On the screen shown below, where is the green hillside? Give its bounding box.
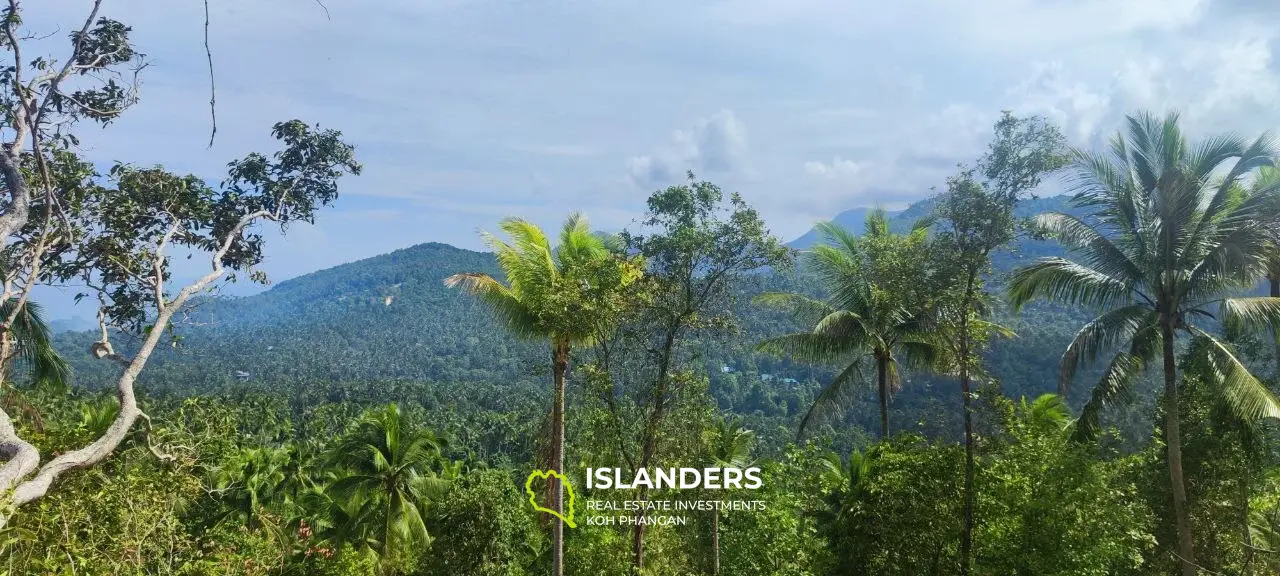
[55,194,1135,446]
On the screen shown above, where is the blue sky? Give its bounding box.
[29,0,1280,319]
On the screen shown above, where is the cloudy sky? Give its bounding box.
[28,0,1280,314]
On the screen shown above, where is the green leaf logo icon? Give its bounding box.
[524,469,577,528]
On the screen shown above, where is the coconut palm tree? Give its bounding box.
[1252,166,1280,381]
[756,212,939,439]
[1008,111,1280,576]
[445,213,642,576]
[324,403,446,571]
[702,417,754,576]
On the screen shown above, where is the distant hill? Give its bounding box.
[787,207,900,249]
[788,195,1087,273]
[55,242,547,392]
[52,193,1138,442]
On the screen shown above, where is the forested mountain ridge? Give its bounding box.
[54,242,546,391]
[52,194,1116,443]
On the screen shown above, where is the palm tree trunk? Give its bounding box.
[876,352,889,439]
[1161,319,1197,576]
[1270,276,1279,384]
[712,508,720,576]
[552,344,570,576]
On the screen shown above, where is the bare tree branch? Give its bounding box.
[204,0,216,149]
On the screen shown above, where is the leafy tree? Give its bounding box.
[446,213,642,576]
[421,467,541,576]
[757,211,939,439]
[0,0,150,512]
[933,111,1068,574]
[814,436,964,575]
[616,173,791,569]
[976,393,1157,575]
[0,119,360,527]
[1009,110,1280,575]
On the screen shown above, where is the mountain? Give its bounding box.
[787,207,899,248]
[55,242,547,393]
[49,315,96,333]
[52,194,1131,444]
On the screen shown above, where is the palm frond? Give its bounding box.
[1072,351,1146,442]
[0,299,71,394]
[1025,393,1070,429]
[753,292,836,325]
[798,359,866,439]
[1008,257,1132,310]
[755,332,862,365]
[1187,328,1280,423]
[1059,305,1153,393]
[1031,212,1142,282]
[1072,325,1161,442]
[1222,297,1280,338]
[443,273,543,339]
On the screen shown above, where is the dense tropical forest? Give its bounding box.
[3,3,1280,576]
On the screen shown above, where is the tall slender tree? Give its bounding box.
[618,175,789,569]
[446,214,642,576]
[1009,111,1280,576]
[932,111,1068,575]
[702,417,754,576]
[1251,166,1280,381]
[756,211,939,439]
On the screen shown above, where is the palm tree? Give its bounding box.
[702,417,754,576]
[325,403,446,570]
[756,212,938,439]
[1252,166,1280,381]
[0,298,71,432]
[446,213,641,576]
[811,447,876,573]
[1009,111,1280,576]
[208,445,292,530]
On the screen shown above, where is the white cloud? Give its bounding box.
[804,156,866,178]
[1007,61,1111,142]
[25,0,1280,318]
[627,109,749,187]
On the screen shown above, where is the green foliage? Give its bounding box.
[977,394,1157,576]
[420,468,541,576]
[323,404,446,567]
[49,120,361,331]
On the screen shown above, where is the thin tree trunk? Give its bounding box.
[551,344,569,576]
[959,328,975,576]
[1242,469,1254,576]
[633,328,678,570]
[712,508,720,576]
[956,268,979,576]
[1161,319,1197,576]
[877,352,889,439]
[1270,277,1279,384]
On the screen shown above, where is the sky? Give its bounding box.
[27,0,1280,319]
